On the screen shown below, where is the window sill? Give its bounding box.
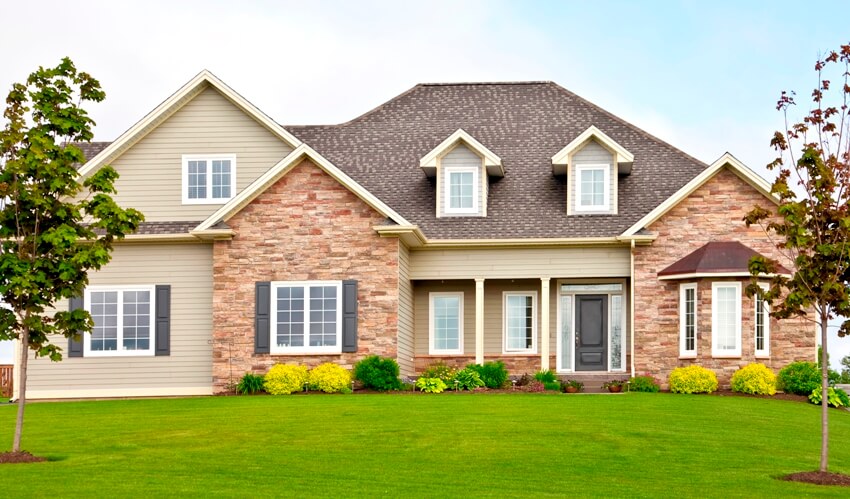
[711,355,742,359]
[270,351,343,356]
[678,355,697,360]
[754,355,770,359]
[426,352,466,356]
[501,352,538,356]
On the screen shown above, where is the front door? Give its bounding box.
[575,294,607,371]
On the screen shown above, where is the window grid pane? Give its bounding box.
[211,160,231,199]
[755,294,765,351]
[276,287,305,347]
[685,288,696,351]
[121,290,150,351]
[579,168,606,207]
[187,160,207,199]
[90,291,118,351]
[506,295,533,351]
[716,287,738,351]
[449,172,474,209]
[308,286,337,347]
[434,296,460,351]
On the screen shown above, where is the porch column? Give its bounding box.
[540,277,551,371]
[475,278,485,364]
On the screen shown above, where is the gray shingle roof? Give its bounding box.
[74,141,111,162]
[286,82,708,239]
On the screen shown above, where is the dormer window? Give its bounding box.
[575,164,610,212]
[420,129,503,218]
[445,166,479,214]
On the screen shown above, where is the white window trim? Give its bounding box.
[429,292,464,355]
[574,163,611,212]
[679,283,698,358]
[754,282,770,358]
[502,291,538,354]
[83,285,156,358]
[181,154,237,205]
[711,281,742,357]
[443,166,480,215]
[270,280,343,355]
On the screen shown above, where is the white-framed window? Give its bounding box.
[84,285,155,357]
[503,292,537,353]
[754,282,770,357]
[575,164,610,212]
[182,154,236,204]
[679,283,697,357]
[711,282,742,357]
[272,281,342,355]
[429,292,464,354]
[443,167,479,214]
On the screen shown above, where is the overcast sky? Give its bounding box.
[1,0,849,367]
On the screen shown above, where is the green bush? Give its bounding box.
[264,364,308,395]
[415,377,447,393]
[534,369,558,383]
[453,368,485,391]
[467,361,509,389]
[543,381,561,391]
[422,362,458,386]
[308,363,352,393]
[730,363,776,396]
[669,366,718,394]
[354,355,401,391]
[777,361,820,395]
[809,387,849,408]
[236,373,265,395]
[628,375,660,393]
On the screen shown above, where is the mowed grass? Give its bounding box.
[0,393,849,497]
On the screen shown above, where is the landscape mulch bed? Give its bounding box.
[783,471,850,487]
[0,451,47,464]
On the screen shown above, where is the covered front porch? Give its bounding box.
[410,277,631,376]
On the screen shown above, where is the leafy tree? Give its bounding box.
[0,58,142,454]
[841,355,850,384]
[745,44,850,473]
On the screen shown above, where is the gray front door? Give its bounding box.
[576,295,607,371]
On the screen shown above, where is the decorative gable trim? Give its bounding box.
[193,144,411,233]
[621,152,778,237]
[419,128,504,178]
[552,125,634,176]
[77,70,302,178]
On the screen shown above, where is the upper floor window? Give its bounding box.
[182,154,236,204]
[444,166,479,214]
[575,164,610,212]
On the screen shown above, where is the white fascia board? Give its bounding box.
[551,125,634,174]
[77,69,302,178]
[419,128,504,177]
[621,152,778,237]
[194,144,411,231]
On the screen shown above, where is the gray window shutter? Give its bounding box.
[255,282,271,354]
[155,285,171,356]
[68,296,84,357]
[342,280,358,353]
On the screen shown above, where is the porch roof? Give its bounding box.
[657,241,790,280]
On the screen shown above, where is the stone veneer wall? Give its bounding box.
[211,159,400,392]
[633,168,814,387]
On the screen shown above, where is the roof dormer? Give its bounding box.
[420,129,503,218]
[551,125,633,176]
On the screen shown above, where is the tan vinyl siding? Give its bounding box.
[104,86,293,222]
[414,281,475,355]
[569,139,617,215]
[26,242,214,398]
[397,242,415,375]
[409,246,630,280]
[437,144,485,217]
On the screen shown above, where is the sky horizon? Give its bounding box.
[1,0,849,367]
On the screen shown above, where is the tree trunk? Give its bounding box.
[819,311,829,472]
[12,330,28,452]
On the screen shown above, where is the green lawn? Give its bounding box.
[0,393,849,497]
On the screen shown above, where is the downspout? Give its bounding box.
[630,239,636,378]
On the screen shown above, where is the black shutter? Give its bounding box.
[255,282,271,354]
[68,295,84,358]
[155,285,171,356]
[341,280,358,353]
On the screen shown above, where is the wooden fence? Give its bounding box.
[0,365,12,398]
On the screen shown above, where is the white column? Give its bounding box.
[540,277,551,371]
[475,278,485,364]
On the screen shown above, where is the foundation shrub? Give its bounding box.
[524,380,545,393]
[264,364,308,395]
[422,362,458,386]
[628,375,660,393]
[543,381,561,391]
[415,377,447,394]
[777,361,820,395]
[354,355,402,391]
[467,361,509,389]
[236,373,265,395]
[534,369,558,384]
[669,366,718,394]
[453,368,485,391]
[730,363,776,396]
[809,387,849,408]
[308,363,352,393]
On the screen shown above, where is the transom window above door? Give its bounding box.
[182,154,236,204]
